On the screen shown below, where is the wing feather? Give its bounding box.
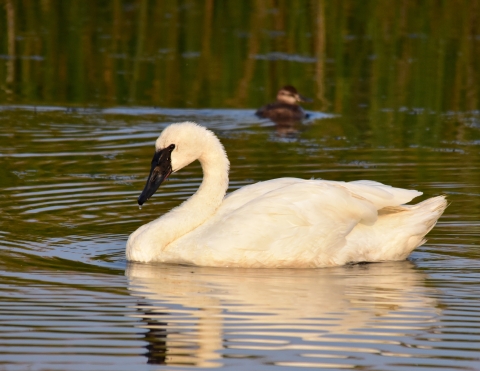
[175,178,424,267]
[198,181,378,256]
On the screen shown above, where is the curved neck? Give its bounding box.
[177,143,230,224]
[127,136,229,262]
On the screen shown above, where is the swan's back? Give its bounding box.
[159,178,446,268]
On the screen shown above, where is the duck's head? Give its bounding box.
[137,122,223,205]
[276,85,312,105]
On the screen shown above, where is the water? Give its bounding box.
[0,107,479,370]
[2,1,480,370]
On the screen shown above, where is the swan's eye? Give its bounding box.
[168,144,175,151]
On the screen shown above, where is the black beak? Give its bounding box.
[138,144,175,206]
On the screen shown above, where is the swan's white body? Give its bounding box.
[126,122,447,268]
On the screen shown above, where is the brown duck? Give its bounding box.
[256,85,312,122]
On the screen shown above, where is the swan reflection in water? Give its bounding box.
[126,261,440,368]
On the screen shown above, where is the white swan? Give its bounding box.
[126,122,447,268]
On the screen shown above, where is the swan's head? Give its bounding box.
[138,122,225,205]
[276,85,312,105]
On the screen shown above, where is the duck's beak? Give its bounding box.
[138,146,174,205]
[296,93,313,103]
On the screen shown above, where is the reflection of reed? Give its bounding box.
[452,1,479,112]
[189,0,213,106]
[4,0,16,98]
[231,0,265,107]
[103,0,121,103]
[312,0,329,111]
[126,261,439,367]
[154,0,181,107]
[0,1,479,114]
[130,0,148,103]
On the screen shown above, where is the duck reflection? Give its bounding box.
[126,261,439,367]
[273,120,307,139]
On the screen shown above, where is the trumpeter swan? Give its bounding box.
[126,122,447,268]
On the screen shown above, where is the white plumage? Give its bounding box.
[126,122,447,268]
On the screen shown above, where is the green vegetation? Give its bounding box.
[1,0,479,113]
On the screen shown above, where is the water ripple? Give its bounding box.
[0,108,479,370]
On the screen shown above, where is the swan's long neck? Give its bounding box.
[175,139,230,228]
[127,134,229,262]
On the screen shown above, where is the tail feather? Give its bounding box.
[408,195,447,232]
[342,195,447,264]
[406,195,447,251]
